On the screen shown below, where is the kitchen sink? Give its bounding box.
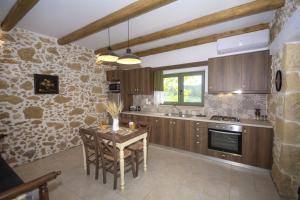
[163,113,193,118]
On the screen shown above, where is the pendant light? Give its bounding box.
[97,28,119,62]
[117,20,141,65]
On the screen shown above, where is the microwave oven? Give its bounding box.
[109,83,120,92]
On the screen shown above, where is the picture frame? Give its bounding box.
[34,74,59,94]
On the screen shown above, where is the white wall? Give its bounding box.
[141,41,269,68]
[141,42,218,67]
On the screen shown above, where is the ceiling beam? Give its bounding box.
[57,0,175,45]
[95,0,284,54]
[135,23,269,57]
[1,0,39,31]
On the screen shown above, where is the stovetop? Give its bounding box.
[210,115,240,122]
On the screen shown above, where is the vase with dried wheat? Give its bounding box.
[104,101,123,132]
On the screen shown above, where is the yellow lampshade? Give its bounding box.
[117,48,141,65]
[97,47,119,62]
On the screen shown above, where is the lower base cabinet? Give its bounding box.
[242,126,273,169]
[120,114,273,169]
[185,121,208,154]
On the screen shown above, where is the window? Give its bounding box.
[163,71,205,106]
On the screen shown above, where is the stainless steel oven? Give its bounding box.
[208,123,242,155]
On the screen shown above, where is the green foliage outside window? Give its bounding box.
[163,71,205,106]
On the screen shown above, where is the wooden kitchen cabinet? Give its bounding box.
[171,119,185,150]
[123,68,153,95]
[120,113,132,122]
[225,55,242,92]
[208,56,226,93]
[241,51,270,93]
[149,117,185,149]
[149,117,162,144]
[106,70,121,81]
[242,126,273,169]
[208,50,270,94]
[159,118,171,146]
[186,121,208,154]
[139,68,153,94]
[125,114,273,169]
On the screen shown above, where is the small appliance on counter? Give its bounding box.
[129,105,141,111]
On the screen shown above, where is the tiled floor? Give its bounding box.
[14,145,280,200]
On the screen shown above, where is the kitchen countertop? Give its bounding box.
[122,111,273,129]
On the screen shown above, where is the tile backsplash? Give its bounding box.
[133,93,267,119]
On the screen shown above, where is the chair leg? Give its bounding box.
[102,162,107,184]
[113,172,117,190]
[130,154,136,178]
[86,162,90,175]
[135,151,139,177]
[113,162,118,190]
[95,158,99,180]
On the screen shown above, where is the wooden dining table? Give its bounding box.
[81,126,148,190]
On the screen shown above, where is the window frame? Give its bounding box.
[163,71,205,106]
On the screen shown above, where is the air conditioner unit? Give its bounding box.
[217,29,269,54]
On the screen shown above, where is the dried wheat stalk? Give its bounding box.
[104,101,124,118]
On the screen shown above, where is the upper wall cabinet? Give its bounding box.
[208,50,270,94]
[106,70,121,81]
[123,67,154,95]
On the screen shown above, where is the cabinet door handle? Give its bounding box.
[196,128,199,131]
[196,135,200,137]
[244,129,247,133]
[196,141,200,144]
[169,121,172,124]
[221,154,226,158]
[173,122,176,124]
[196,122,200,125]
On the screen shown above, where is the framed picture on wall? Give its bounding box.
[34,74,59,94]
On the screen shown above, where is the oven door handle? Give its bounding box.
[210,130,241,136]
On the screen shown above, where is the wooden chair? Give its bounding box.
[0,170,61,200]
[96,133,136,190]
[127,121,151,177]
[79,128,101,180]
[119,118,129,127]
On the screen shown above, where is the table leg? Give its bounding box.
[119,146,125,190]
[82,145,87,171]
[143,135,147,171]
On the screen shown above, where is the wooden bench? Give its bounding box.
[0,136,61,200]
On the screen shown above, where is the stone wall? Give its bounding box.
[268,0,300,199]
[133,93,267,119]
[270,42,300,200]
[270,0,298,42]
[0,28,112,167]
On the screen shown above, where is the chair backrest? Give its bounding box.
[137,121,151,142]
[119,118,129,127]
[79,128,97,151]
[96,133,118,162]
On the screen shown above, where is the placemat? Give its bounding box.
[97,126,137,136]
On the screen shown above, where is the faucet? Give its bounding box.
[173,105,182,116]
